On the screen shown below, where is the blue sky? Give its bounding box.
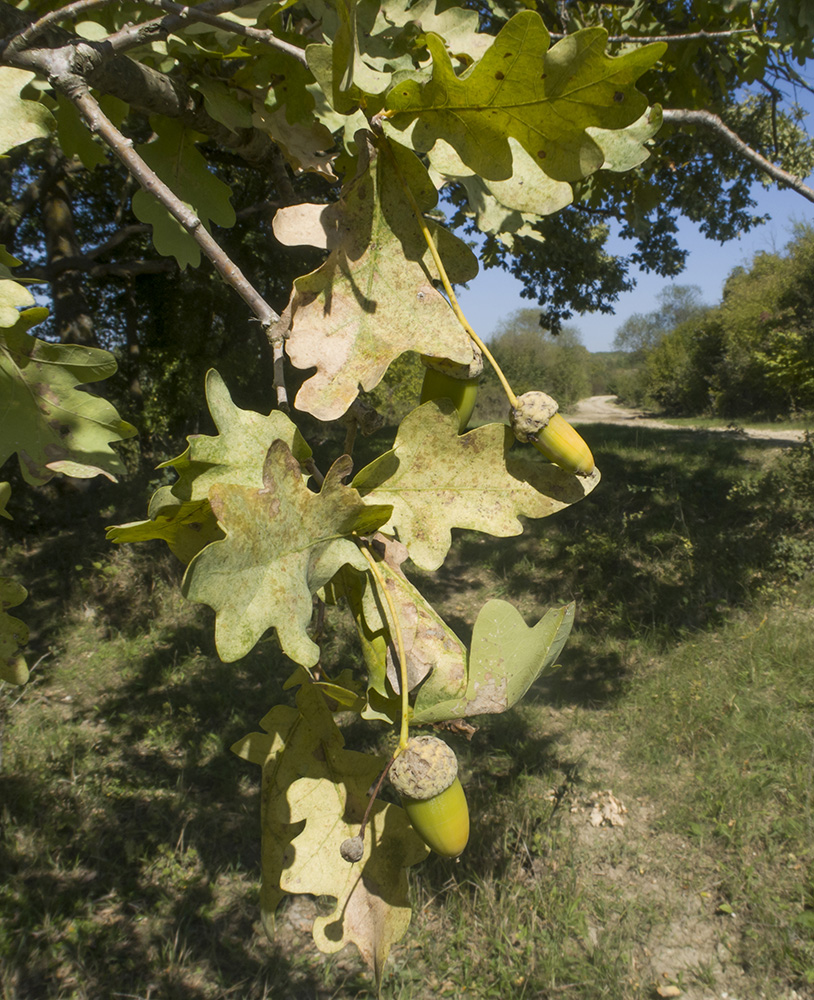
[456,97,814,354]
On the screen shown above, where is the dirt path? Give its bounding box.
[562,394,806,445]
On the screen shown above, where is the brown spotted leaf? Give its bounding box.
[276,133,477,421]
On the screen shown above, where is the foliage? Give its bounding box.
[642,226,814,417]
[0,0,813,987]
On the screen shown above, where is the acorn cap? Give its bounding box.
[420,347,484,380]
[390,735,458,801]
[509,390,558,442]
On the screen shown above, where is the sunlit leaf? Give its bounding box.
[0,67,54,155]
[412,600,573,722]
[352,399,600,571]
[385,13,665,182]
[183,444,392,664]
[276,133,477,421]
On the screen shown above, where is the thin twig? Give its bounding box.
[358,755,396,841]
[101,0,309,65]
[2,0,120,54]
[548,27,754,44]
[662,107,814,205]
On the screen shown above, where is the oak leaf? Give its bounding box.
[276,133,476,421]
[183,443,392,664]
[351,400,600,571]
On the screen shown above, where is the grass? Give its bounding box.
[657,414,813,432]
[2,423,814,998]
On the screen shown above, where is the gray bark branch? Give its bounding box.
[662,108,814,205]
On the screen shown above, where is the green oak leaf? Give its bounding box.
[305,0,393,113]
[0,575,29,685]
[426,135,571,239]
[231,682,427,979]
[412,600,573,723]
[183,443,392,664]
[588,106,663,172]
[276,133,477,421]
[56,93,108,170]
[106,495,224,565]
[0,68,55,155]
[385,12,665,182]
[132,116,236,268]
[351,399,600,571]
[162,368,313,502]
[0,308,136,486]
[190,77,253,132]
[0,278,35,327]
[376,0,491,62]
[0,246,22,281]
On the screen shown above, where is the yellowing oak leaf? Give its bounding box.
[0,575,29,685]
[161,369,313,501]
[107,494,223,565]
[285,773,427,980]
[183,443,392,664]
[337,543,467,713]
[277,133,477,421]
[231,681,428,979]
[385,12,665,183]
[0,308,136,486]
[107,370,311,565]
[352,400,600,571]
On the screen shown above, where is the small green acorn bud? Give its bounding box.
[390,735,469,858]
[510,391,594,477]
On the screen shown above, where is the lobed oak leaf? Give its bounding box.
[284,772,427,982]
[163,369,312,502]
[132,116,236,268]
[0,309,136,486]
[106,495,223,565]
[278,133,477,421]
[351,399,600,571]
[231,680,428,977]
[183,443,392,664]
[412,600,573,723]
[385,12,665,184]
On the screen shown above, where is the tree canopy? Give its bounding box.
[2,0,814,983]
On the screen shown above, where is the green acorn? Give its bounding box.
[390,735,469,858]
[510,390,594,477]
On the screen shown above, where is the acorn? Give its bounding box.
[420,350,483,433]
[509,390,594,477]
[390,735,469,857]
